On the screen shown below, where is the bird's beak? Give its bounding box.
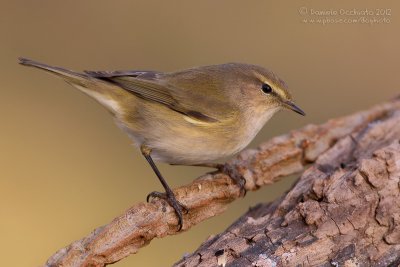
[283,100,306,116]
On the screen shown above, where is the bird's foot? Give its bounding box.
[217,163,247,197]
[146,190,188,231]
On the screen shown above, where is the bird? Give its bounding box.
[19,58,305,230]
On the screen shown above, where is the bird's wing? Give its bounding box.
[85,71,233,123]
[84,69,159,78]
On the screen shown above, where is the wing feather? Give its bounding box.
[85,70,237,123]
[86,70,221,123]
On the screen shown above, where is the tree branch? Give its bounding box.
[45,97,400,267]
[174,99,400,266]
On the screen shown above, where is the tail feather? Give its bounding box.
[18,57,88,82]
[18,58,130,115]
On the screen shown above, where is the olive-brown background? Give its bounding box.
[1,1,398,266]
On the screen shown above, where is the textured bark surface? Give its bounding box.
[175,102,400,267]
[45,97,400,267]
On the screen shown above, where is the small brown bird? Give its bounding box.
[19,58,305,230]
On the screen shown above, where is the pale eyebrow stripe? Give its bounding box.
[253,71,286,98]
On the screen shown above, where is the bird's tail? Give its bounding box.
[19,58,129,115]
[19,57,89,82]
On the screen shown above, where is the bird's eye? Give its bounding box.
[261,83,273,94]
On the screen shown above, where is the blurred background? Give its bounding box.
[1,1,399,266]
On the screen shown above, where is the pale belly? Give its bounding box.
[116,117,248,165]
[149,135,244,164]
[115,105,279,165]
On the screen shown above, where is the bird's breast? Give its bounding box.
[116,103,279,165]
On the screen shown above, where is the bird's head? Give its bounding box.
[225,63,305,117]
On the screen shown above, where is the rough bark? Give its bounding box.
[45,97,400,267]
[175,100,400,267]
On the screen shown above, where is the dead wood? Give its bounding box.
[175,98,400,267]
[46,97,400,267]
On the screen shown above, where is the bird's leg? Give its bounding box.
[189,163,247,197]
[140,145,188,231]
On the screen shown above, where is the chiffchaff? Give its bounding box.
[19,58,305,230]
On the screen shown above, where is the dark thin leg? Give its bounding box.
[141,145,187,231]
[178,162,247,197]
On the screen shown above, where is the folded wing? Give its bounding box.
[85,69,236,124]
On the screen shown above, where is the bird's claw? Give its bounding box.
[146,191,188,231]
[218,164,247,197]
